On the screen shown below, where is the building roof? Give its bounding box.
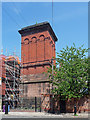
[18,22,58,42]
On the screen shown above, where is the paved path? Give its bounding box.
[0,112,89,119]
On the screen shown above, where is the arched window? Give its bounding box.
[24,38,29,45]
[31,36,37,43]
[39,34,45,41]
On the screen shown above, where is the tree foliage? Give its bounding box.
[48,43,88,100]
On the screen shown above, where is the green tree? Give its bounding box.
[48,43,88,100]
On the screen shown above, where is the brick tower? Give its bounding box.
[19,22,57,110]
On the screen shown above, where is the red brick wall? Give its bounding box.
[22,73,51,98]
[0,86,1,95]
[0,58,6,78]
[41,95,90,113]
[20,24,56,108]
[0,82,6,96]
[66,96,90,113]
[0,56,6,96]
[21,31,55,75]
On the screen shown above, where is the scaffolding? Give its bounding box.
[1,54,23,109]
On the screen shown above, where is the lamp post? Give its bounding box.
[74,105,77,115]
[51,59,55,114]
[51,59,53,91]
[5,100,8,114]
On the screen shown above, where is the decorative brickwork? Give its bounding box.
[19,22,57,110]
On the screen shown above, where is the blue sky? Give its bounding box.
[2,2,88,59]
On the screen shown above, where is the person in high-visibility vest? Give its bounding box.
[11,95,13,100]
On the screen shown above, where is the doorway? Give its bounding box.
[60,99,66,113]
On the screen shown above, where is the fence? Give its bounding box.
[21,97,41,112]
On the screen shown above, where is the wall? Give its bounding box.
[21,30,55,75]
[66,96,90,113]
[41,95,90,113]
[20,26,56,102]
